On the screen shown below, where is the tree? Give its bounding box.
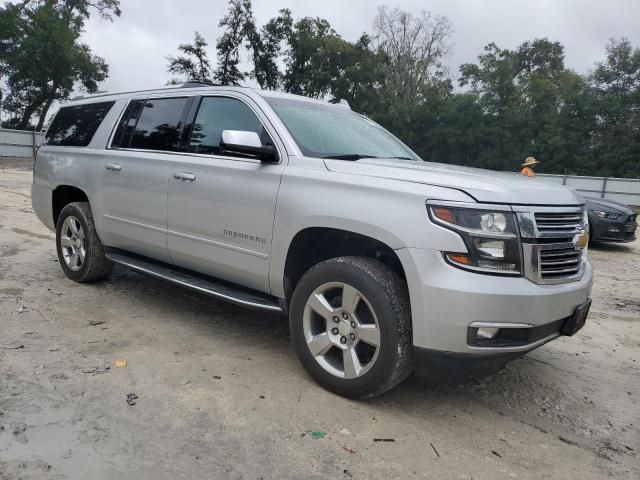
[161,1,640,178]
[373,6,453,105]
[280,16,332,95]
[245,9,357,98]
[191,1,385,105]
[0,2,22,113]
[329,34,388,114]
[215,0,252,85]
[0,0,119,129]
[56,0,121,21]
[245,8,292,90]
[457,39,593,173]
[588,38,640,177]
[167,31,212,83]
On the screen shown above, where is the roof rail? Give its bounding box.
[69,90,108,101]
[181,80,220,88]
[64,82,248,103]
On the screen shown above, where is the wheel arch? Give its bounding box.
[52,185,90,226]
[281,226,407,302]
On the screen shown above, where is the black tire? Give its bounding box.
[56,202,113,283]
[289,256,412,399]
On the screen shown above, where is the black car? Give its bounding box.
[585,197,638,243]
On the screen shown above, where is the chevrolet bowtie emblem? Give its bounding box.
[574,230,589,250]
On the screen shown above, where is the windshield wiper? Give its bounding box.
[388,156,415,160]
[322,154,378,160]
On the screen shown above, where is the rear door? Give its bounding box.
[98,96,192,263]
[166,94,286,292]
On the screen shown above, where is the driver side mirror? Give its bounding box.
[220,130,278,163]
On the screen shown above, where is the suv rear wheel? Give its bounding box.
[290,256,412,398]
[56,202,113,283]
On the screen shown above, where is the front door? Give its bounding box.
[166,95,286,293]
[98,96,191,263]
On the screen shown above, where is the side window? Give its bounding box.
[188,97,268,156]
[111,100,144,148]
[45,101,115,147]
[129,98,188,152]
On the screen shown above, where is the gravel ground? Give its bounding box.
[1,159,639,479]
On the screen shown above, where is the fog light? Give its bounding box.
[476,327,500,339]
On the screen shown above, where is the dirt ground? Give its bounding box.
[1,159,639,480]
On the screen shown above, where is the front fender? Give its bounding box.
[268,165,472,297]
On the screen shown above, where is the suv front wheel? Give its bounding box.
[290,256,412,398]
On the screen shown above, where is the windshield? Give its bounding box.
[264,97,420,160]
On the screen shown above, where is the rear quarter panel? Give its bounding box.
[32,99,127,234]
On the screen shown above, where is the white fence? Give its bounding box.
[0,128,45,158]
[534,173,640,207]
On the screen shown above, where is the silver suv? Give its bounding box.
[32,83,593,398]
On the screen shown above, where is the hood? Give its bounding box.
[324,158,584,206]
[584,197,634,214]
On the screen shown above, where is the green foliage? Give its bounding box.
[246,8,292,90]
[2,0,636,178]
[4,0,636,180]
[56,0,121,21]
[328,34,388,114]
[281,16,338,97]
[182,0,639,178]
[215,0,253,86]
[167,31,212,84]
[453,39,596,173]
[588,39,640,178]
[0,0,118,129]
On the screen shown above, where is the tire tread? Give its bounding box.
[56,202,112,283]
[290,256,413,399]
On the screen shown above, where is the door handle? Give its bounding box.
[173,172,196,182]
[105,163,122,171]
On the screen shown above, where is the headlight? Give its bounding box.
[592,210,621,220]
[428,203,522,275]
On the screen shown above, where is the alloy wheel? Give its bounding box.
[302,282,381,379]
[60,216,86,271]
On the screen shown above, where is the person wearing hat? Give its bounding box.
[520,156,539,177]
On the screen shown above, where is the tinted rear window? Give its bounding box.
[45,101,115,147]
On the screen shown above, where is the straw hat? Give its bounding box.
[521,156,539,167]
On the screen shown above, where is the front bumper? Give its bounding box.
[396,248,593,356]
[413,298,591,380]
[591,218,637,242]
[413,347,529,381]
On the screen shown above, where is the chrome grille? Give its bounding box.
[539,245,582,280]
[534,212,583,232]
[514,205,588,285]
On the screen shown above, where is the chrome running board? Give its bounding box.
[105,249,283,313]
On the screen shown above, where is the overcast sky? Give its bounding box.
[83,0,640,93]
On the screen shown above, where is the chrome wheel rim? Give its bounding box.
[60,216,86,271]
[303,282,381,379]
